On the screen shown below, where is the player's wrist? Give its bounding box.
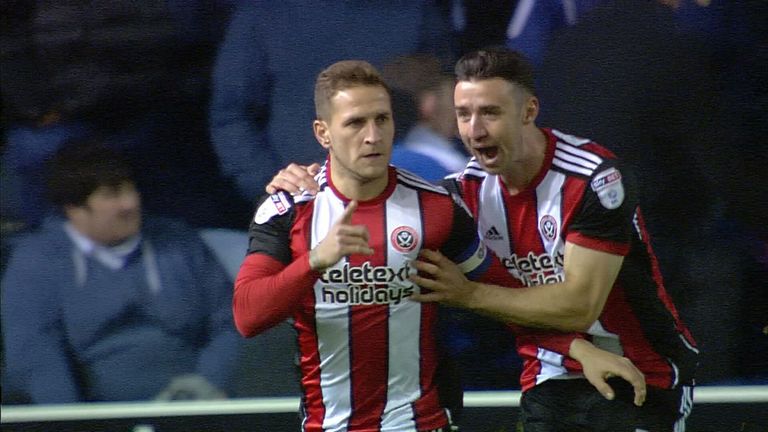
[465,281,485,310]
[568,338,595,361]
[308,249,327,271]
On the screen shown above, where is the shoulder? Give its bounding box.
[2,219,69,280]
[251,190,305,226]
[549,128,621,179]
[454,158,490,183]
[141,216,216,257]
[390,148,451,182]
[394,166,450,196]
[9,218,68,252]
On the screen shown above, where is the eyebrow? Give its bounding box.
[454,104,502,112]
[341,110,391,124]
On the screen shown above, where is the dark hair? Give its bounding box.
[46,140,134,207]
[455,47,537,96]
[314,60,391,120]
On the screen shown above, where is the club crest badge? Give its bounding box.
[539,215,558,241]
[391,226,419,253]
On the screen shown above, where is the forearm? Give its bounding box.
[233,253,320,337]
[468,281,595,331]
[469,248,591,330]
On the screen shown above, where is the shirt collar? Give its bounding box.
[64,222,142,270]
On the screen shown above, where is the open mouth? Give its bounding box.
[475,146,498,159]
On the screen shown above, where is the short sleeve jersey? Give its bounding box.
[447,128,698,391]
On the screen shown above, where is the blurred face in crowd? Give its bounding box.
[314,84,394,198]
[424,79,459,139]
[454,78,537,178]
[66,182,142,246]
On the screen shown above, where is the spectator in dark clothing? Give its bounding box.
[208,1,457,202]
[536,0,766,384]
[0,0,246,231]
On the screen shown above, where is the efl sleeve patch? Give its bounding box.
[254,192,293,224]
[590,167,625,210]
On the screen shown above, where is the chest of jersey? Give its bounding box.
[288,182,453,431]
[470,170,585,287]
[303,187,424,313]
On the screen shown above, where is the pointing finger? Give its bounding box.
[339,200,358,224]
[307,163,321,176]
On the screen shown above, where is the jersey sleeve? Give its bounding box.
[233,192,321,337]
[567,159,637,256]
[246,191,296,263]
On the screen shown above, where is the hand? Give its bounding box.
[408,249,478,308]
[266,163,321,195]
[309,200,373,271]
[569,339,646,406]
[155,374,227,401]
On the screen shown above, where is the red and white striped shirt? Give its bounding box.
[447,128,699,391]
[235,163,508,431]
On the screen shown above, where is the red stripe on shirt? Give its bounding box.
[413,192,455,429]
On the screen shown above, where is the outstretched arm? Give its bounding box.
[410,242,622,331]
[428,199,644,405]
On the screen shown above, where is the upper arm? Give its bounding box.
[562,159,636,322]
[246,192,296,264]
[1,240,80,402]
[562,241,624,323]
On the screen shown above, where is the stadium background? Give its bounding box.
[1,1,766,431]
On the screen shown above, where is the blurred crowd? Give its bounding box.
[1,0,766,404]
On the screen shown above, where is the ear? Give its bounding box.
[63,204,88,228]
[313,119,331,149]
[522,96,539,125]
[63,204,80,219]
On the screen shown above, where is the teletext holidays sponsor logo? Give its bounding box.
[320,262,414,305]
[502,251,565,286]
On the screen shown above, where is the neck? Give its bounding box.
[330,168,390,202]
[500,126,547,195]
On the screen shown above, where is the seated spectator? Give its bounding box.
[1,141,241,404]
